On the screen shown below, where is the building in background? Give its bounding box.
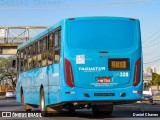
[143,66,160,90]
[144,67,152,83]
[151,66,157,73]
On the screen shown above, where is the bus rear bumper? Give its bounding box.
[61,85,142,103]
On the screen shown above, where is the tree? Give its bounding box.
[152,73,160,85]
[0,56,17,89]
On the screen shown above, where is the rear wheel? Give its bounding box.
[92,105,113,117]
[21,92,31,112]
[21,93,24,104]
[67,103,75,112]
[68,108,75,112]
[40,88,47,116]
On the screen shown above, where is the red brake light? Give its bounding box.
[64,58,74,87]
[130,18,136,20]
[69,18,75,20]
[133,58,141,86]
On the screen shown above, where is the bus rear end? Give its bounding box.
[61,17,142,114]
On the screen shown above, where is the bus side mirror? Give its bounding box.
[12,59,16,68]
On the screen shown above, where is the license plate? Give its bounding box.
[98,77,111,83]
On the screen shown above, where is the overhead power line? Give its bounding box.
[143,43,160,55]
[144,54,160,61]
[144,58,160,64]
[143,29,160,45]
[143,35,160,48]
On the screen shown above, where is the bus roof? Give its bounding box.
[17,16,138,50]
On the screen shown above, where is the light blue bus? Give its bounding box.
[15,17,143,116]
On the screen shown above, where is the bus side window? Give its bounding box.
[55,31,59,47]
[48,33,54,65]
[24,47,28,71]
[58,29,61,45]
[28,45,32,69]
[32,43,36,56]
[32,43,37,68]
[42,37,47,67]
[37,41,42,67]
[26,47,29,70]
[34,42,38,68]
[17,50,20,72]
[54,29,61,63]
[54,48,60,63]
[20,49,24,72]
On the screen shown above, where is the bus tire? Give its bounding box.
[40,88,47,116]
[21,92,24,104]
[68,108,75,112]
[92,105,113,117]
[21,92,31,112]
[24,105,32,112]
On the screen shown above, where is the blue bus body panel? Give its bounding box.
[16,21,63,105]
[16,17,143,106]
[61,17,142,102]
[16,64,61,105]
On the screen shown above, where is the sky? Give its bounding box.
[0,0,160,67]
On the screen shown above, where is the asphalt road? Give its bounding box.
[0,98,160,120]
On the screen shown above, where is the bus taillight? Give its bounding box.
[130,18,136,20]
[69,18,75,20]
[133,58,141,86]
[64,58,74,87]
